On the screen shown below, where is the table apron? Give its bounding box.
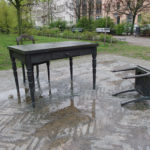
[30,48,94,64]
[12,52,25,63]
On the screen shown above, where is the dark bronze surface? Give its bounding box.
[8,41,98,107]
[113,65,150,106]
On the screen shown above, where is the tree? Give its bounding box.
[102,0,113,44]
[87,0,94,21]
[8,0,24,35]
[66,0,82,21]
[22,0,35,25]
[8,0,36,34]
[141,12,150,25]
[40,0,54,25]
[112,0,150,34]
[103,0,113,27]
[0,0,17,33]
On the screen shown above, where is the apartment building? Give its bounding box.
[32,0,76,26]
[79,0,149,25]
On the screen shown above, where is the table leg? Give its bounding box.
[10,52,21,103]
[46,61,51,95]
[22,63,26,85]
[92,50,97,90]
[26,65,35,108]
[69,57,73,91]
[36,65,39,81]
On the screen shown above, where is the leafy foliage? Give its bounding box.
[49,20,67,31]
[94,17,114,29]
[76,17,94,31]
[0,0,17,33]
[141,13,150,26]
[114,23,125,35]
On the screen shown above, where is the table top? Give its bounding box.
[8,41,98,55]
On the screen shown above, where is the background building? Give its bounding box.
[32,0,76,27]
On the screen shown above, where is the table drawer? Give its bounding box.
[51,49,92,60]
[31,48,93,64]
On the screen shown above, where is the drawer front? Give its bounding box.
[52,48,92,60]
[30,48,93,64]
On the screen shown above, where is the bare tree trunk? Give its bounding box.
[17,7,22,35]
[104,14,108,45]
[131,14,136,35]
[47,0,50,25]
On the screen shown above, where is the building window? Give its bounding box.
[117,2,120,10]
[82,0,87,16]
[96,0,102,14]
[90,1,94,15]
[127,1,130,8]
[117,16,120,24]
[126,14,133,23]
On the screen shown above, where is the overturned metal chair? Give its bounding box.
[112,66,150,106]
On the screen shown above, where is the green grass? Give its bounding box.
[0,33,150,70]
[98,41,150,60]
[0,34,69,70]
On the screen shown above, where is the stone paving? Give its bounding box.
[114,36,150,47]
[0,54,150,150]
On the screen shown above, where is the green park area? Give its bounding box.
[0,33,150,70]
[0,0,150,70]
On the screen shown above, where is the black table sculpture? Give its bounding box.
[8,41,98,107]
[112,65,150,106]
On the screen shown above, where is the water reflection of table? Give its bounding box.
[8,41,98,107]
[35,97,96,149]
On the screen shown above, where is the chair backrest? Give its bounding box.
[16,34,35,45]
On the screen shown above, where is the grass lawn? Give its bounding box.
[0,33,150,70]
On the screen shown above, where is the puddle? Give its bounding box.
[0,54,150,149]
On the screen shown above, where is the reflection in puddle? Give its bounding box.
[35,97,96,149]
[125,101,150,111]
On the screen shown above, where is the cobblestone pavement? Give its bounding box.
[114,36,150,47]
[0,54,150,150]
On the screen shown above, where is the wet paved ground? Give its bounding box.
[1,54,150,150]
[114,36,150,47]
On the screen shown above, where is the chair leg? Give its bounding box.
[112,89,136,96]
[121,96,150,106]
[22,63,26,85]
[46,61,51,95]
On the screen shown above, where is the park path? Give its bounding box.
[0,54,150,149]
[114,35,150,47]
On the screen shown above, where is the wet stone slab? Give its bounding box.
[0,54,150,150]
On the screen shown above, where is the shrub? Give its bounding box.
[26,28,40,35]
[94,17,114,29]
[73,31,81,39]
[76,17,94,31]
[114,23,125,35]
[0,0,17,34]
[22,19,33,33]
[61,30,74,38]
[80,31,96,40]
[99,34,113,43]
[49,28,60,37]
[124,23,132,35]
[49,20,67,31]
[141,29,150,36]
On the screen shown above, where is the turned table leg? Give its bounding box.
[9,52,21,103]
[92,49,97,90]
[26,64,35,107]
[46,61,51,95]
[69,57,73,91]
